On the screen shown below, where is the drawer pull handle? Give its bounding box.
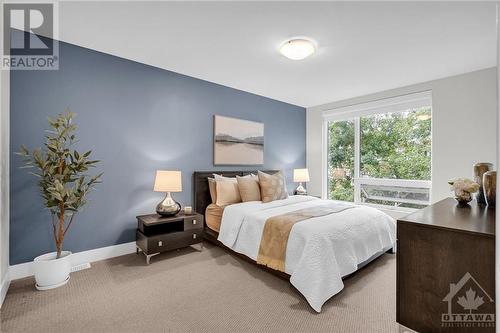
[193,234,197,239]
[193,220,197,225]
[158,241,163,247]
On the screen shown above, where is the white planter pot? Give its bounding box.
[33,251,72,290]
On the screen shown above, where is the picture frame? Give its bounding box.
[213,115,264,165]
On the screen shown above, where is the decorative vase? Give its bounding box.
[454,191,473,206]
[473,162,493,205]
[483,171,496,207]
[33,251,72,290]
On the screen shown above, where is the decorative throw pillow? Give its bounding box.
[236,176,261,202]
[215,180,242,206]
[213,173,253,182]
[213,174,238,183]
[248,173,259,181]
[258,171,289,203]
[208,177,217,204]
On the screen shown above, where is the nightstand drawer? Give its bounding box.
[145,230,203,254]
[184,215,203,230]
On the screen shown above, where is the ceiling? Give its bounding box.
[55,1,496,107]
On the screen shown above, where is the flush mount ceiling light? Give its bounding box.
[279,38,316,60]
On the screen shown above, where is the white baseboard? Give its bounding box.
[9,241,136,281]
[9,261,33,281]
[0,271,11,308]
[69,241,136,267]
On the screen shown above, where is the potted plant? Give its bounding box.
[17,110,102,290]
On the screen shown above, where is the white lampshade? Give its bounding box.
[154,170,182,192]
[293,169,310,183]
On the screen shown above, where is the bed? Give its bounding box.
[193,171,396,312]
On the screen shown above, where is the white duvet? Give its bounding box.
[217,195,396,312]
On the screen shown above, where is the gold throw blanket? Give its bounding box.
[256,203,354,272]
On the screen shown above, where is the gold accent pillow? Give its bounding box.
[258,171,289,203]
[215,180,242,206]
[236,176,261,202]
[208,177,217,204]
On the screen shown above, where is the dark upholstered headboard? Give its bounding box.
[193,170,279,216]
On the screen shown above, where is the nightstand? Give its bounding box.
[135,212,204,264]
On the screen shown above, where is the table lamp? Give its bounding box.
[293,168,310,195]
[154,170,182,216]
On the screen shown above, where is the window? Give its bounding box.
[323,92,432,211]
[327,120,355,202]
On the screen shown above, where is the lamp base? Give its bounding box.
[294,183,307,196]
[156,192,181,217]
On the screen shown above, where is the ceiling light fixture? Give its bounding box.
[279,38,316,60]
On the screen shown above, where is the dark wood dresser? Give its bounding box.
[397,198,495,332]
[136,212,204,264]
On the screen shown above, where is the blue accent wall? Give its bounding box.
[10,40,306,265]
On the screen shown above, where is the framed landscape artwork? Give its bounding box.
[214,115,264,165]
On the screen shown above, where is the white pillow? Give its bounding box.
[249,173,259,182]
[213,173,254,182]
[213,174,237,183]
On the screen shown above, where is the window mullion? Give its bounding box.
[354,117,361,204]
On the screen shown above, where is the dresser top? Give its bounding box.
[398,198,495,237]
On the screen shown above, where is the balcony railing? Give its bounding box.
[354,177,431,210]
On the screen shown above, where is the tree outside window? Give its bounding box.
[327,106,431,209]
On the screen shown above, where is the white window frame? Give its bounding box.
[321,91,432,212]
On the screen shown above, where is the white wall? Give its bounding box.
[307,68,497,204]
[0,67,10,305]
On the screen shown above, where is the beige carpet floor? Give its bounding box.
[1,243,398,333]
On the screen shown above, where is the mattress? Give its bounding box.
[217,195,396,312]
[205,203,224,232]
